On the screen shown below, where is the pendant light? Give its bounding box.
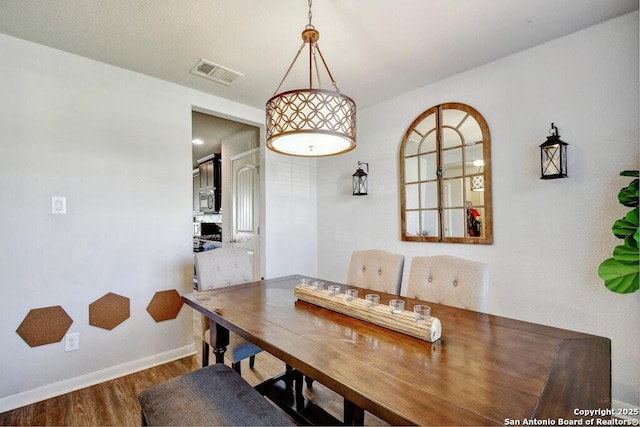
[266,0,356,157]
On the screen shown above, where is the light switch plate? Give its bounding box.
[51,196,67,214]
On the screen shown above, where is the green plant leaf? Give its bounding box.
[613,237,639,263]
[612,207,639,239]
[598,258,639,293]
[618,178,639,207]
[600,170,639,294]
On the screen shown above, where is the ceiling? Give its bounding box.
[191,111,252,167]
[1,0,637,159]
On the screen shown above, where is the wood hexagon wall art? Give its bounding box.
[16,305,73,347]
[146,289,183,322]
[89,292,130,330]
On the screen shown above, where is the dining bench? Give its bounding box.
[137,363,295,426]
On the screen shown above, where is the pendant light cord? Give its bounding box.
[272,41,306,96]
[271,0,341,95]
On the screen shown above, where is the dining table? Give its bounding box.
[181,275,611,426]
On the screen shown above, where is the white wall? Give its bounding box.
[0,33,266,411]
[264,152,319,278]
[317,12,639,408]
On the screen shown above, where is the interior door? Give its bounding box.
[231,148,261,279]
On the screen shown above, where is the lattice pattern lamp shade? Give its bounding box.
[266,90,356,157]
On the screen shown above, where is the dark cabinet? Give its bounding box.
[193,172,200,212]
[197,155,221,213]
[199,159,215,188]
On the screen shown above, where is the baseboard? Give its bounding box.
[0,344,197,413]
[613,400,640,422]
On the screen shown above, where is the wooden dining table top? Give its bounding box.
[182,275,611,426]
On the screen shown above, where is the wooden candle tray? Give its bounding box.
[294,285,441,342]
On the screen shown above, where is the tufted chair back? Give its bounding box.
[405,255,489,313]
[195,247,253,290]
[347,249,405,295]
[194,247,261,373]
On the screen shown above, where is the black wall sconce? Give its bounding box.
[540,123,569,179]
[352,161,369,196]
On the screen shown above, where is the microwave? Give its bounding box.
[199,188,216,213]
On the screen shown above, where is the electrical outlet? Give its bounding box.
[65,332,80,352]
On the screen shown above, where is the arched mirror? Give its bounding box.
[399,102,493,244]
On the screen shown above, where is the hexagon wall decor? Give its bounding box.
[16,306,73,347]
[89,292,130,330]
[146,289,183,322]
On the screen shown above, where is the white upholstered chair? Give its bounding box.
[194,247,262,374]
[404,255,489,313]
[346,249,405,295]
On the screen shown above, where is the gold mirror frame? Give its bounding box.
[399,102,493,244]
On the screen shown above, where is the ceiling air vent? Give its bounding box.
[190,59,244,86]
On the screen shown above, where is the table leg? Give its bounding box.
[209,320,230,364]
[293,370,304,411]
[284,365,304,410]
[344,399,364,426]
[284,364,294,393]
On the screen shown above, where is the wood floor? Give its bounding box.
[0,312,387,426]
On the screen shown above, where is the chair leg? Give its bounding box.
[232,361,242,375]
[202,341,209,367]
[249,355,256,369]
[305,376,314,388]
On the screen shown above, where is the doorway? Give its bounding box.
[192,110,262,280]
